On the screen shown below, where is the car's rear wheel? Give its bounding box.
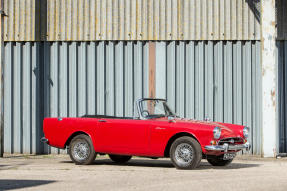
[170,136,202,169]
[109,154,132,163]
[69,134,96,165]
[207,155,233,166]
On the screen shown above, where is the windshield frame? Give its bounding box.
[136,98,175,119]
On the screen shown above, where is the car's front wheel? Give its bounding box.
[207,155,233,166]
[109,154,132,163]
[69,134,96,165]
[170,136,202,169]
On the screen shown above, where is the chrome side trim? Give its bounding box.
[205,142,251,153]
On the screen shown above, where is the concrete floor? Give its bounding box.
[0,154,287,191]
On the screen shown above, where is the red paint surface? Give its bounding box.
[43,117,246,157]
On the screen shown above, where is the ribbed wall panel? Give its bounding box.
[4,41,262,155]
[4,41,150,154]
[3,0,40,41]
[4,42,43,154]
[155,41,262,155]
[3,0,261,41]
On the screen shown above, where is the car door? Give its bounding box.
[149,119,174,156]
[95,118,150,156]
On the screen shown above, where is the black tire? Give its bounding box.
[207,155,233,166]
[69,134,96,165]
[170,136,202,170]
[109,154,132,163]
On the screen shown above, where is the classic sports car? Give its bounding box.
[42,98,251,169]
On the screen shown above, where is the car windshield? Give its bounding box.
[139,99,175,119]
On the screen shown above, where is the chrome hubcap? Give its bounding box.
[73,141,90,161]
[175,143,194,166]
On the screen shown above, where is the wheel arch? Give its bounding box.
[164,132,201,157]
[64,131,91,148]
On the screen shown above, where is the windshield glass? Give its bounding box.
[139,99,175,119]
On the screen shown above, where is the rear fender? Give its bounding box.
[64,131,94,149]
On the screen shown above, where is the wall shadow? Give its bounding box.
[34,0,47,154]
[277,41,287,153]
[0,179,55,190]
[246,0,261,23]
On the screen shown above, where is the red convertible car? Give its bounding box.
[42,98,251,169]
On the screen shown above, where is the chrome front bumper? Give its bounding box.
[205,142,251,153]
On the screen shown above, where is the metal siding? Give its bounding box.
[185,41,195,119]
[4,42,44,154]
[3,0,261,41]
[13,42,22,153]
[22,42,31,153]
[4,43,12,153]
[156,41,262,155]
[3,41,261,155]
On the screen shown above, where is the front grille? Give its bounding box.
[218,137,244,145]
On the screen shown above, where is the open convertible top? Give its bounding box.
[81,115,134,120]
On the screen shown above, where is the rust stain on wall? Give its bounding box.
[271,90,276,107]
[149,42,155,98]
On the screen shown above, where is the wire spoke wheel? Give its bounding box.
[69,134,96,165]
[170,136,202,169]
[73,142,90,161]
[175,143,194,165]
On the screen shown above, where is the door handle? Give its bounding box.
[99,120,107,122]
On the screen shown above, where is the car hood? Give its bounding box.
[154,117,244,138]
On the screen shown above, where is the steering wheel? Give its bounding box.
[141,110,150,118]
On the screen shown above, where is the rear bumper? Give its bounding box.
[40,137,49,143]
[205,142,251,153]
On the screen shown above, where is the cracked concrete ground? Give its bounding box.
[0,154,287,191]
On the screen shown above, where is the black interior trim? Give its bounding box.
[81,115,134,119]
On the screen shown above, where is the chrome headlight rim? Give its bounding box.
[213,126,221,140]
[243,127,249,138]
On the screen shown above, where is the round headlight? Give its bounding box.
[243,127,249,138]
[213,127,221,139]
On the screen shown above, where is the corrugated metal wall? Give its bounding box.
[4,42,44,154]
[6,0,287,41]
[4,41,150,154]
[3,0,262,41]
[3,0,41,41]
[278,41,287,153]
[3,41,262,154]
[154,41,262,155]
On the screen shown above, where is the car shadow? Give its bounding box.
[94,159,175,168]
[61,159,175,168]
[0,163,30,171]
[0,179,56,190]
[61,158,261,169]
[196,161,261,170]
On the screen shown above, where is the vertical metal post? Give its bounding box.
[261,0,277,157]
[0,0,4,157]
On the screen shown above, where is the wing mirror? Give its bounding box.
[168,116,176,123]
